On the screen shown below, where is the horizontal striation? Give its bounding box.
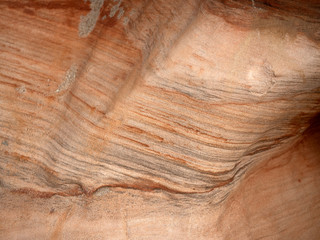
[0,0,320,200]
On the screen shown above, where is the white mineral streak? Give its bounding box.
[56,64,78,93]
[78,0,104,38]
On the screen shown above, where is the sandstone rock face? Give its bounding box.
[0,0,319,239]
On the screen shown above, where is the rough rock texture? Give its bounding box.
[0,0,319,239]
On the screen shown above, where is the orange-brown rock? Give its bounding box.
[0,0,319,239]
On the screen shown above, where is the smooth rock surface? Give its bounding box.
[0,0,319,239]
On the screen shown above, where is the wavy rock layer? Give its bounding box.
[0,0,320,239]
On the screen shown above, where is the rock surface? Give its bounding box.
[0,0,319,239]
